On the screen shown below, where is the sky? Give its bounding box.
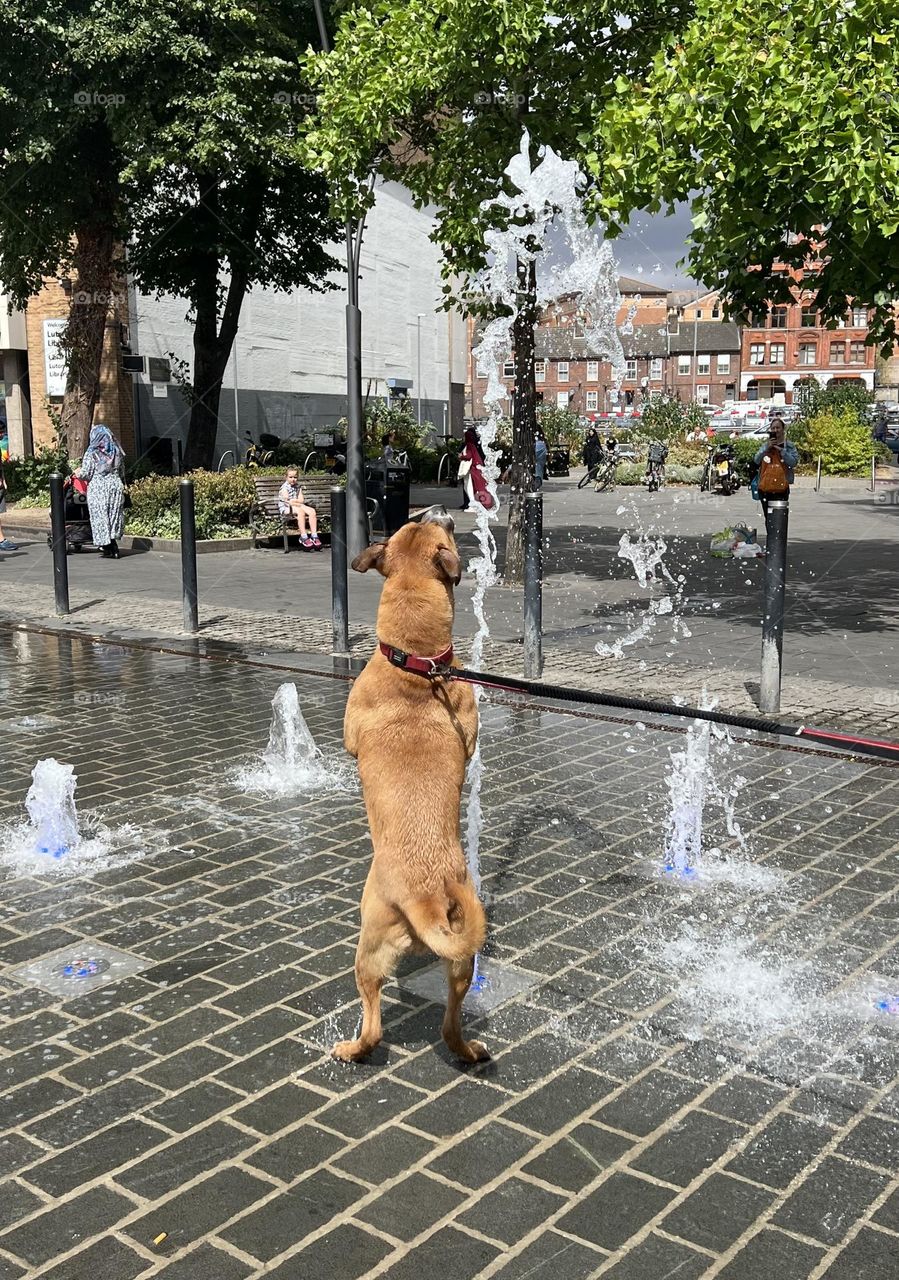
[610,203,700,288]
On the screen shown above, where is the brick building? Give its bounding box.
[739,294,875,404]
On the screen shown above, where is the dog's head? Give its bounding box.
[352,506,462,586]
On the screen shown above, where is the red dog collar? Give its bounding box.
[379,641,453,677]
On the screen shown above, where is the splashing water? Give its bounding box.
[236,682,350,797]
[25,759,80,859]
[0,757,167,879]
[463,131,627,991]
[616,532,673,590]
[662,719,710,879]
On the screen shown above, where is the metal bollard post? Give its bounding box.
[179,479,199,634]
[523,491,543,679]
[330,486,350,656]
[759,497,789,714]
[815,456,822,493]
[48,472,70,616]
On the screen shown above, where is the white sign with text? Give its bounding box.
[43,319,68,398]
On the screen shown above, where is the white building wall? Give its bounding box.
[128,181,460,456]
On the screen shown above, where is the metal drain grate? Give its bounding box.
[5,942,151,1000]
[399,958,541,1015]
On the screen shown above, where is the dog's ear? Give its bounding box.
[352,542,388,576]
[435,545,462,586]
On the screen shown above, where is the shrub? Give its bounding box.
[637,397,707,444]
[801,408,877,476]
[127,467,264,539]
[3,443,69,501]
[608,462,703,486]
[794,379,871,425]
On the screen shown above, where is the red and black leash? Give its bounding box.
[378,642,899,765]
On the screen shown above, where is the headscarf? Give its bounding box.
[83,424,124,475]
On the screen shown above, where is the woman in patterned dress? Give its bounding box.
[77,425,126,558]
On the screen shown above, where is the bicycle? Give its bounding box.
[577,459,616,491]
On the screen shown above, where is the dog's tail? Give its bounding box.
[403,878,486,961]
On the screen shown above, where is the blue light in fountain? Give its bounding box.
[874,995,899,1015]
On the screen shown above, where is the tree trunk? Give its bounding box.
[58,222,116,458]
[183,266,247,471]
[504,254,538,585]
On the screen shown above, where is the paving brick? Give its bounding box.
[490,1229,607,1279]
[145,1080,244,1133]
[24,1078,163,1148]
[62,1011,149,1053]
[818,1227,899,1280]
[717,1228,825,1280]
[315,1078,425,1139]
[139,1045,233,1091]
[598,1232,710,1280]
[147,1243,253,1279]
[521,1122,635,1192]
[873,1187,899,1234]
[34,1235,153,1280]
[22,1117,169,1197]
[0,1186,135,1267]
[356,1170,467,1241]
[59,1041,157,1089]
[333,1125,436,1185]
[1,1041,80,1090]
[500,1067,616,1136]
[244,1122,348,1182]
[376,1224,500,1280]
[0,1010,74,1051]
[555,1172,676,1250]
[214,1037,320,1093]
[703,1075,788,1125]
[631,1110,744,1187]
[726,1112,834,1190]
[773,1155,889,1245]
[263,1223,393,1279]
[591,1070,704,1138]
[115,1121,254,1198]
[123,1167,273,1253]
[220,1169,365,1262]
[457,1175,567,1247]
[661,1171,775,1253]
[835,1115,899,1171]
[0,1181,45,1232]
[0,1134,49,1178]
[403,1078,510,1138]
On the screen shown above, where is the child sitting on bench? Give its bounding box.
[277,468,321,550]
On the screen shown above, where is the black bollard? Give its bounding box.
[179,479,199,634]
[523,490,543,679]
[48,472,70,616]
[331,486,350,655]
[759,496,789,714]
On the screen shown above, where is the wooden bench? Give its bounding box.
[250,475,339,552]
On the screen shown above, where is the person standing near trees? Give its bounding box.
[76,425,126,559]
[753,415,798,533]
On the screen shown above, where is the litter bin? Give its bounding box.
[366,460,411,537]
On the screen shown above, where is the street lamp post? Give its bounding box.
[692,306,699,402]
[313,0,369,558]
[416,313,425,426]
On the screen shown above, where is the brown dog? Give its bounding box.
[333,506,489,1064]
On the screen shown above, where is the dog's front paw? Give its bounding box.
[457,1039,491,1064]
[332,1038,368,1063]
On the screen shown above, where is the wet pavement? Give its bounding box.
[0,627,897,1279]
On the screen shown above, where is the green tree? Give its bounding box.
[305,0,691,579]
[594,0,899,345]
[0,0,134,455]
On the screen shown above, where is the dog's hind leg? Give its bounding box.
[442,956,490,1063]
[333,924,403,1063]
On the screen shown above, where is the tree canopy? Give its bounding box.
[593,0,899,343]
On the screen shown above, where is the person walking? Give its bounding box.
[752,414,798,533]
[534,430,548,487]
[583,426,603,474]
[77,424,126,558]
[459,427,495,511]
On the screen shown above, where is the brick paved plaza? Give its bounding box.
[0,626,897,1278]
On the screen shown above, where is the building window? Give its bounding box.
[535,360,546,383]
[749,343,765,366]
[769,343,785,365]
[586,360,599,381]
[850,340,866,364]
[750,309,768,327]
[694,309,703,320]
[625,359,637,381]
[798,343,817,365]
[696,384,710,404]
[557,360,569,381]
[697,355,711,376]
[678,355,691,375]
[851,307,868,328]
[711,304,721,319]
[830,342,846,365]
[801,306,817,327]
[770,307,788,329]
[556,390,569,409]
[716,354,730,375]
[585,390,598,411]
[650,357,663,381]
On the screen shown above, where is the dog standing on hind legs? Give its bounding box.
[333,506,489,1065]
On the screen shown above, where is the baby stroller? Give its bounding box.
[46,474,93,552]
